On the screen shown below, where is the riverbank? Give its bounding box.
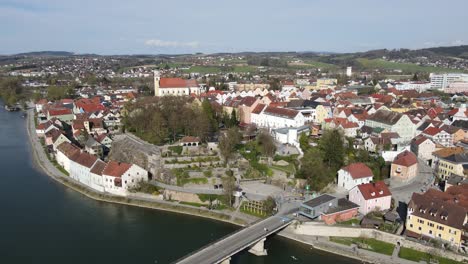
[23,105,405,264]
[24,105,248,227]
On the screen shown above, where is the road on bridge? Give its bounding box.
[174,215,292,264]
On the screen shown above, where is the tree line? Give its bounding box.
[123,96,238,145]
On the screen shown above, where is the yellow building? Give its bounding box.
[315,104,331,123]
[316,78,337,90]
[406,187,468,248]
[436,153,468,179]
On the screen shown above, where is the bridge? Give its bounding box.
[173,215,293,264]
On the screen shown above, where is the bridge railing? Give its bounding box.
[170,216,274,264]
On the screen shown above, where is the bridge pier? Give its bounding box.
[248,238,267,256]
[220,257,231,264]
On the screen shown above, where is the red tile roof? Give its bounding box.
[159,78,198,88]
[90,160,107,176]
[263,106,299,119]
[181,136,200,143]
[357,181,392,200]
[393,150,418,167]
[48,108,72,116]
[72,152,98,168]
[422,127,442,136]
[342,163,373,179]
[102,160,132,178]
[252,103,266,114]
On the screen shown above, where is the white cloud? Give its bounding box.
[144,39,199,48]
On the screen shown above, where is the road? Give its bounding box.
[175,215,292,264]
[389,158,435,204]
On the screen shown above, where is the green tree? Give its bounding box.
[319,129,345,169]
[297,148,334,191]
[264,196,276,215]
[299,133,311,152]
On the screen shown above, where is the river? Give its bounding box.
[0,104,358,264]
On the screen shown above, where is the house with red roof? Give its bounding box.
[338,163,374,191]
[349,181,392,215]
[46,108,74,123]
[253,106,306,129]
[238,96,260,124]
[154,70,201,97]
[422,126,453,147]
[391,150,418,181]
[69,151,98,187]
[102,161,148,195]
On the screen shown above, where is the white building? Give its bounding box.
[395,81,431,92]
[346,67,352,77]
[154,71,202,96]
[102,161,148,196]
[272,125,310,148]
[337,163,374,191]
[430,73,468,90]
[253,106,306,129]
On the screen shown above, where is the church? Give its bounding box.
[154,71,202,96]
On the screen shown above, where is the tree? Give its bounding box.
[319,129,345,169]
[297,148,334,191]
[257,131,276,164]
[219,127,241,165]
[299,133,310,152]
[229,109,238,127]
[264,196,276,215]
[221,176,236,207]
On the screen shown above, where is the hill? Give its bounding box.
[14,51,75,57]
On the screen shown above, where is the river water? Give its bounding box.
[0,105,358,264]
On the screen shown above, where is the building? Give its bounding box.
[436,153,468,179]
[406,186,468,248]
[272,125,309,148]
[365,109,416,141]
[346,67,352,77]
[154,71,201,96]
[337,163,374,191]
[102,161,148,196]
[391,150,418,181]
[411,135,437,162]
[349,181,392,215]
[422,127,453,147]
[299,194,359,225]
[253,106,306,129]
[430,73,468,90]
[432,147,465,173]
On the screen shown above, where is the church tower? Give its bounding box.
[154,70,161,96]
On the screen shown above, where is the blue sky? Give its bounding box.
[1,0,467,55]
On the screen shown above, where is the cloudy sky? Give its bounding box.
[1,0,467,55]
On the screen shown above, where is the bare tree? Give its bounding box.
[257,130,276,165]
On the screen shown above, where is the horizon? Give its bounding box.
[3,43,468,57]
[1,0,468,55]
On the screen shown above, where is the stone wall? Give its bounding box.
[292,222,468,262]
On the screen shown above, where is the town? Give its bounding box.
[2,48,468,264]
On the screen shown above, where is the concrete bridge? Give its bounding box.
[173,215,293,264]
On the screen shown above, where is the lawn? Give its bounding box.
[181,65,256,74]
[398,247,461,264]
[357,58,463,73]
[337,218,360,226]
[271,163,296,174]
[329,237,395,256]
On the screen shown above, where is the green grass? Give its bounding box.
[330,237,354,246]
[288,60,338,70]
[337,218,360,226]
[330,237,395,256]
[271,163,296,174]
[357,58,464,73]
[181,65,256,74]
[398,247,461,264]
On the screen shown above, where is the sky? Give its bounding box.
[1,0,468,55]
